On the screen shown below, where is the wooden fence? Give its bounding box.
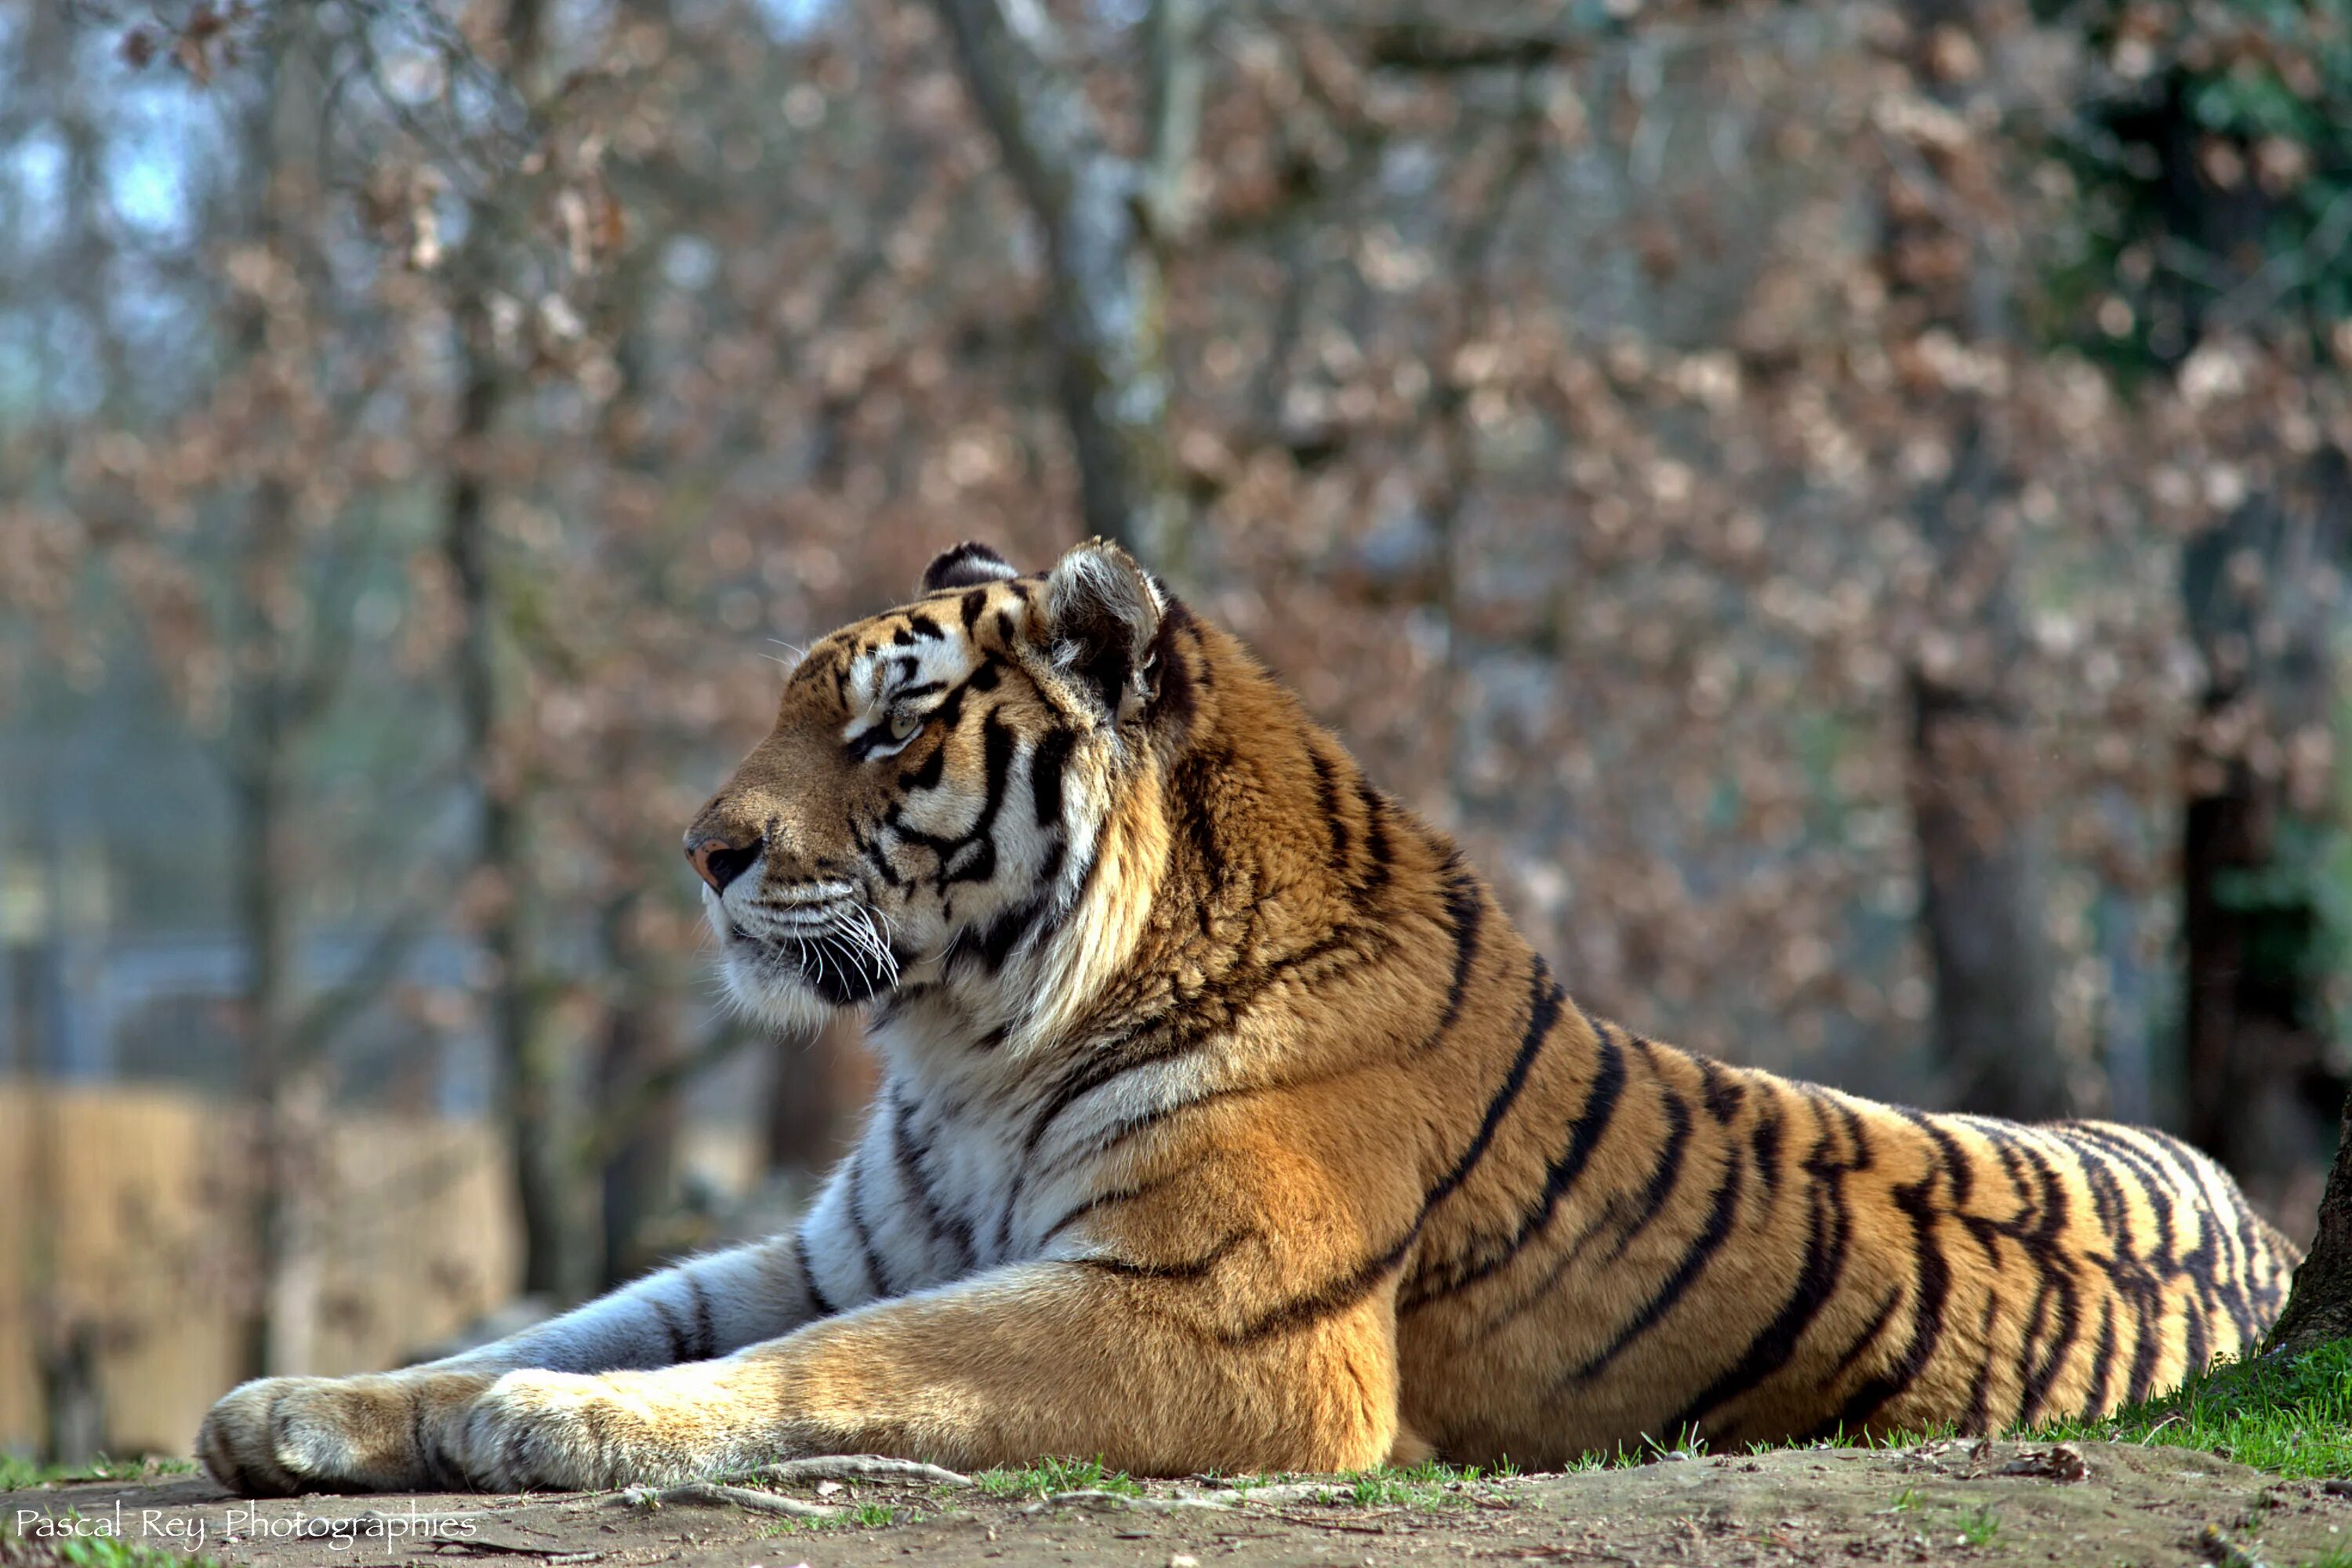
[0,1081,521,1461]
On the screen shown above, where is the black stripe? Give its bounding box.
[1962,1294,2002,1433]
[1694,1054,1744,1122]
[686,1274,717,1360]
[1431,956,1559,1211]
[1309,747,1349,871]
[905,612,944,640]
[1228,956,1562,1343]
[2066,1125,2129,1254]
[796,1230,837,1318]
[1600,1062,1697,1265]
[1080,1230,1248,1282]
[1173,750,1230,906]
[1748,1098,1785,1208]
[2080,1294,2118,1417]
[650,1296,689,1365]
[898,740,948,792]
[2060,1126,2185,1402]
[1036,1090,1238,1185]
[972,895,1050,973]
[1354,777,1392,899]
[1022,1035,1196,1163]
[2061,1132,2165,1373]
[413,1385,464,1491]
[2008,1136,2083,1426]
[1031,727,1075,827]
[848,1156,891,1295]
[2124,1279,2162,1406]
[1561,1123,1747,1386]
[1403,1016,1626,1310]
[1432,856,1483,1040]
[1826,1284,1904,1385]
[853,824,906,891]
[891,1091,977,1270]
[947,710,1015,885]
[1225,1232,1417,1341]
[1461,1040,1689,1337]
[1001,1033,1200,1257]
[1666,1093,1870,1436]
[1816,1119,1955,1435]
[1036,1174,1180,1250]
[960,588,989,633]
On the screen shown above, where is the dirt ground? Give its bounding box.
[8,1440,2351,1568]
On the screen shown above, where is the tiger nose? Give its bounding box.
[686,834,764,895]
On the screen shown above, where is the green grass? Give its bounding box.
[2031,1337,2352,1479]
[1953,1501,2000,1546]
[972,1455,1142,1500]
[1342,1461,1472,1509]
[0,1458,194,1494]
[971,1457,1515,1512]
[754,1501,905,1535]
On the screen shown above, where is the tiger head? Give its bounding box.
[684,539,1196,1042]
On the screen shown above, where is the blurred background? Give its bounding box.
[4,0,2351,1464]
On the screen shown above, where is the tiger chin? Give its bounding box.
[198,536,2299,1497]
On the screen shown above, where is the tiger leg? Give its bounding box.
[445,1260,1403,1490]
[197,1236,828,1496]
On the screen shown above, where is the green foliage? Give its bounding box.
[2044,0,2352,365]
[2032,1338,2352,1478]
[2209,812,2352,1036]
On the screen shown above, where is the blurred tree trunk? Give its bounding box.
[2268,1087,2352,1355]
[594,891,681,1288]
[1907,666,2069,1119]
[763,1014,873,1178]
[2179,474,2350,1180]
[445,0,582,1301]
[929,0,1199,572]
[2114,60,2352,1178]
[227,14,330,1380]
[230,648,325,1378]
[1887,0,2073,1120]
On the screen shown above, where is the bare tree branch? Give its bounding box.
[928,0,1185,571]
[1141,0,1206,245]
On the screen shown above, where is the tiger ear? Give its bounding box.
[1042,539,1163,720]
[919,541,1018,594]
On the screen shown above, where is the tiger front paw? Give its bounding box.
[445,1363,767,1495]
[197,1371,492,1497]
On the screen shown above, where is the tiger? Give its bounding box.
[197,537,2300,1497]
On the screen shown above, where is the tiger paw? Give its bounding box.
[197,1371,491,1496]
[451,1369,714,1492]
